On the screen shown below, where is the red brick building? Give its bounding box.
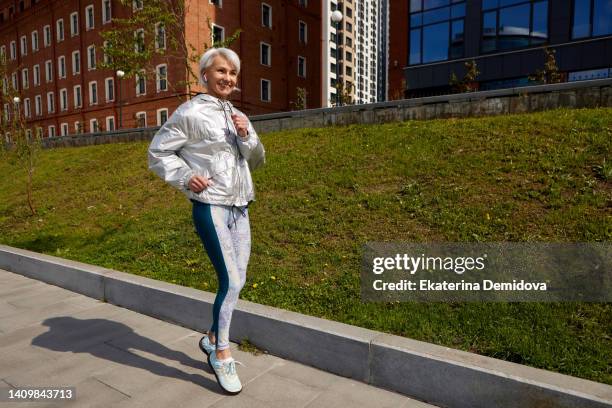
[0,0,322,138]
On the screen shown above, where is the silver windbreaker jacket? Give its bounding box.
[148,93,266,206]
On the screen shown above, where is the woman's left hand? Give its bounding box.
[231,114,249,139]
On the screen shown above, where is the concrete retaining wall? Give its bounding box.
[1,244,611,408]
[39,78,612,149]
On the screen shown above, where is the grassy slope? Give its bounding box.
[1,107,610,384]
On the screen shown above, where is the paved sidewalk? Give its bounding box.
[0,269,437,408]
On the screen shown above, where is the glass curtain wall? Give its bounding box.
[572,0,612,39]
[409,0,466,65]
[481,0,548,53]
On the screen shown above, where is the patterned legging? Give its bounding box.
[191,199,250,351]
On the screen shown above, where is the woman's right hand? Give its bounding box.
[188,175,213,193]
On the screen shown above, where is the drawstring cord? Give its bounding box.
[216,98,248,230]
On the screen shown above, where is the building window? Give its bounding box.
[89,81,97,105]
[345,21,352,32]
[155,23,166,49]
[70,12,79,36]
[90,118,99,133]
[209,0,222,7]
[102,116,114,131]
[212,24,225,44]
[157,108,168,125]
[260,42,271,66]
[43,25,51,47]
[56,18,65,42]
[135,28,145,53]
[260,79,270,102]
[47,91,55,113]
[20,35,27,56]
[60,88,68,111]
[136,70,146,95]
[87,45,96,69]
[136,111,147,127]
[262,3,272,28]
[298,56,306,77]
[24,98,31,118]
[572,0,612,39]
[105,77,114,101]
[85,4,94,30]
[74,85,82,108]
[299,0,307,6]
[346,51,352,61]
[156,64,167,92]
[133,0,143,11]
[102,0,112,23]
[103,41,111,64]
[35,95,42,116]
[409,0,466,64]
[481,0,548,53]
[61,123,69,136]
[0,46,5,61]
[33,65,40,86]
[299,21,307,43]
[11,72,18,91]
[9,41,16,60]
[346,7,352,17]
[21,68,29,89]
[31,31,39,51]
[72,51,80,74]
[45,60,53,82]
[74,121,83,134]
[49,125,56,138]
[58,55,66,78]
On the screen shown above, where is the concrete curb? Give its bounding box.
[1,244,611,408]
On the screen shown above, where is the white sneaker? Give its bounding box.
[199,335,216,356]
[208,352,244,395]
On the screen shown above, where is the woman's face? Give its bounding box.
[204,55,238,100]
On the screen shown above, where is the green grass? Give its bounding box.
[1,107,610,384]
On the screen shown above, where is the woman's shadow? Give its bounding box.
[32,316,222,394]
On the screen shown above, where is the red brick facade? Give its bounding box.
[0,0,322,138]
[387,0,408,100]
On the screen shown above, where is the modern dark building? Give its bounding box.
[394,0,612,98]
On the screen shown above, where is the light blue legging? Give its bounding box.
[191,199,250,351]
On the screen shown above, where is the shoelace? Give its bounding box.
[222,359,245,377]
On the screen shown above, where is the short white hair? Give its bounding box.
[198,47,241,87]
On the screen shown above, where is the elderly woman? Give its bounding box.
[148,47,265,395]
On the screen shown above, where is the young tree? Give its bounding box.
[0,55,42,215]
[450,60,480,93]
[290,87,308,111]
[528,47,562,85]
[330,80,354,107]
[100,0,242,98]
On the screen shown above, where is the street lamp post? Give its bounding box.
[116,70,125,129]
[331,9,343,107]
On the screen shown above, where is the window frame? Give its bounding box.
[56,18,65,42]
[299,20,308,44]
[105,77,114,101]
[73,85,82,108]
[157,108,168,126]
[89,80,98,105]
[70,11,79,36]
[297,55,306,78]
[260,42,271,66]
[72,50,81,75]
[135,70,146,95]
[102,0,112,24]
[85,4,95,30]
[156,64,168,92]
[58,55,66,79]
[260,78,271,102]
[59,88,68,111]
[262,3,272,28]
[31,30,39,52]
[47,91,55,113]
[87,45,96,70]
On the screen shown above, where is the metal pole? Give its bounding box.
[118,78,122,129]
[336,21,340,107]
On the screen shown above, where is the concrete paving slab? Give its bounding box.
[239,371,322,408]
[305,377,428,408]
[0,269,439,407]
